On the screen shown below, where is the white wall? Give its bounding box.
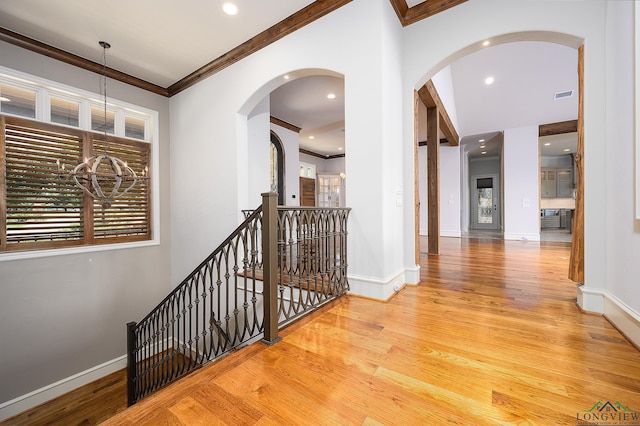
[503,126,540,240]
[602,1,640,345]
[170,0,407,298]
[431,65,460,134]
[418,145,428,234]
[402,0,608,306]
[271,124,301,206]
[419,145,461,237]
[440,145,462,237]
[0,41,172,410]
[247,96,271,207]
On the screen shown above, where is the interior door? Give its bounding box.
[471,175,500,230]
[317,175,340,207]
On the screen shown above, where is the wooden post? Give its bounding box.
[261,192,281,345]
[427,106,440,255]
[569,45,584,283]
[414,91,421,264]
[126,321,137,406]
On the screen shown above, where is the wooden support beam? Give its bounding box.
[427,106,440,255]
[389,0,468,27]
[569,46,584,283]
[539,120,578,137]
[418,81,459,146]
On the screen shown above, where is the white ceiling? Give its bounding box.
[453,41,578,159]
[0,0,315,87]
[270,75,345,156]
[0,1,578,158]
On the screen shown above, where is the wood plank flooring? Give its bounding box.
[4,237,640,425]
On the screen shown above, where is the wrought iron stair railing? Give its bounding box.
[126,193,350,405]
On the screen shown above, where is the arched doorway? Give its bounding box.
[414,34,583,279]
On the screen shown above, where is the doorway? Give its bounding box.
[471,174,500,230]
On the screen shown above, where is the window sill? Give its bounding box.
[0,238,160,262]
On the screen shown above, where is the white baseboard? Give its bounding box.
[577,285,605,313]
[604,292,640,349]
[404,265,420,285]
[0,355,127,422]
[441,230,462,238]
[578,285,640,348]
[418,230,461,238]
[348,270,405,301]
[503,232,540,241]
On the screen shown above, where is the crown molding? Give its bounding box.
[168,0,352,96]
[270,116,302,133]
[0,27,169,97]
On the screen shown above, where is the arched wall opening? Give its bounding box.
[411,30,583,281]
[238,68,346,211]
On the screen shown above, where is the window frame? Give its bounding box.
[0,66,160,261]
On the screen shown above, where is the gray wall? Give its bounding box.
[0,41,172,403]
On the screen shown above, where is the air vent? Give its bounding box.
[554,90,574,100]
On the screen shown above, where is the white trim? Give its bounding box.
[0,239,160,262]
[404,265,420,285]
[441,230,462,238]
[576,284,606,313]
[0,355,126,422]
[578,286,640,348]
[605,292,640,348]
[503,232,541,241]
[348,270,406,301]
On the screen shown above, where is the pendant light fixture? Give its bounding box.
[57,41,144,209]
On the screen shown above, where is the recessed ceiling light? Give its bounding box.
[564,148,571,152]
[222,3,238,15]
[485,76,494,85]
[308,136,315,140]
[284,75,290,80]
[338,147,343,151]
[544,143,551,146]
[482,40,490,47]
[479,139,485,142]
[480,145,485,149]
[327,93,336,99]
[481,151,487,155]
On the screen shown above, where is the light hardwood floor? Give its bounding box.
[4,237,640,425]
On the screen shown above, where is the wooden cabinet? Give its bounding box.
[541,169,556,198]
[557,168,573,197]
[541,167,573,198]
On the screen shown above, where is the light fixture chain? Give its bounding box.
[102,41,109,155]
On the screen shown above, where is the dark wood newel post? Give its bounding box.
[261,192,281,345]
[126,321,137,406]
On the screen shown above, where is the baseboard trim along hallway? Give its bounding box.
[0,355,126,422]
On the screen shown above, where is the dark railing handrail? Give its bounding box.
[135,206,263,327]
[127,194,351,405]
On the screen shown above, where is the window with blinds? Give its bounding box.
[1,115,151,252]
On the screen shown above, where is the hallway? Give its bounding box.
[5,238,639,424]
[102,237,638,424]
